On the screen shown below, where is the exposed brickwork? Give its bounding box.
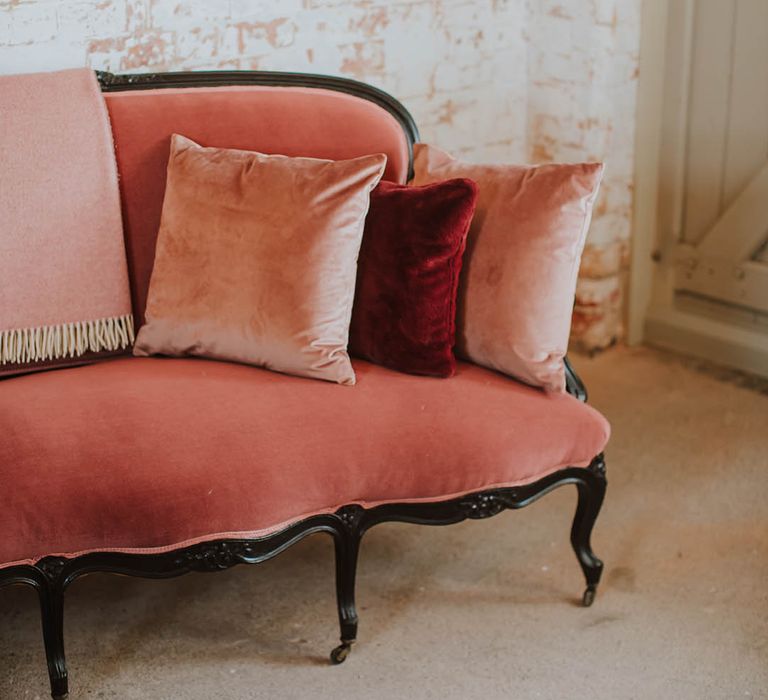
[527,0,640,350]
[0,0,640,350]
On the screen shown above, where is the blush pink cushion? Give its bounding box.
[133,135,386,385]
[104,86,410,324]
[411,144,604,392]
[0,69,133,376]
[0,356,609,567]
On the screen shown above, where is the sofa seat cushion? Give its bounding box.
[0,357,610,567]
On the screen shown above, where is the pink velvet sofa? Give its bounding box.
[0,70,610,700]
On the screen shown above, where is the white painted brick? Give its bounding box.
[124,0,149,33]
[57,1,128,39]
[173,26,221,66]
[4,1,57,45]
[150,0,230,28]
[0,37,84,72]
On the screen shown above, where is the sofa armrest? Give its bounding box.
[564,356,588,402]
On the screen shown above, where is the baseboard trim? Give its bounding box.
[644,305,768,378]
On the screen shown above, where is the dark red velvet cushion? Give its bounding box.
[349,178,478,377]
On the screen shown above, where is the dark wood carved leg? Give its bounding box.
[570,455,607,607]
[36,559,69,699]
[331,505,364,664]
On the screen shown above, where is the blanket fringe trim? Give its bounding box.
[0,314,134,365]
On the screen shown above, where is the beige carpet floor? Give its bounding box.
[1,345,766,699]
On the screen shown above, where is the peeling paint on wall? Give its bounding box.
[0,0,640,350]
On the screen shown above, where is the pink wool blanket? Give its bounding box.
[0,68,133,373]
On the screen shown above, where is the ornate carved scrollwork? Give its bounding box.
[37,557,67,584]
[458,490,518,519]
[335,504,365,532]
[94,70,116,87]
[96,70,159,88]
[588,453,607,477]
[173,542,254,572]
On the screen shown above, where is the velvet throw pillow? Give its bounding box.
[411,144,604,392]
[133,135,386,385]
[349,179,478,377]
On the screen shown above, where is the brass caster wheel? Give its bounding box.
[582,585,596,607]
[330,642,352,665]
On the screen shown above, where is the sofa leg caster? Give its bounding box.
[330,641,353,665]
[570,458,607,606]
[333,515,361,663]
[49,670,68,700]
[582,585,596,607]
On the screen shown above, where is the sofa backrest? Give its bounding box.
[99,71,419,325]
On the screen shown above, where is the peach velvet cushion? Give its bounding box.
[0,357,610,567]
[133,135,386,385]
[411,144,604,392]
[103,86,410,324]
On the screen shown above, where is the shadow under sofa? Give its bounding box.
[0,70,610,700]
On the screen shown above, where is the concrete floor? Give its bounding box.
[1,345,766,699]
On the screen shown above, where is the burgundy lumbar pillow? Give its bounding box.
[349,178,478,377]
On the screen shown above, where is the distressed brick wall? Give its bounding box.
[527,1,640,350]
[0,0,640,350]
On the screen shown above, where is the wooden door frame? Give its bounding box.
[628,0,768,377]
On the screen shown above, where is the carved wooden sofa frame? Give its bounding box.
[0,71,607,700]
